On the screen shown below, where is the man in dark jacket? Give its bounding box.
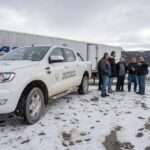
[108,51,117,93]
[116,57,127,91]
[97,59,102,90]
[127,57,137,92]
[136,56,149,95]
[99,53,111,97]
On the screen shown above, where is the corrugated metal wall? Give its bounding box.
[0,30,122,63]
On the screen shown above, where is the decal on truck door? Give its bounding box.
[62,71,76,80]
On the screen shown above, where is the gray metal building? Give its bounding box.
[0,29,123,70]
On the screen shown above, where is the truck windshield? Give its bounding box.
[0,46,50,61]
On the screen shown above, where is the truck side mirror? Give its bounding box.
[49,56,64,63]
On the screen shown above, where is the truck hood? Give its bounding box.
[0,61,39,72]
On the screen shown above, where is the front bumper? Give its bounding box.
[0,88,19,114]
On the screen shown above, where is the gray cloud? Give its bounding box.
[0,0,150,50]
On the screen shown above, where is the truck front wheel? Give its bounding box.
[22,87,45,124]
[78,75,89,94]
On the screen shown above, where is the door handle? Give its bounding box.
[45,67,51,74]
[45,67,50,70]
[47,71,51,74]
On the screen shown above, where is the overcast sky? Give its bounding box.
[0,0,150,50]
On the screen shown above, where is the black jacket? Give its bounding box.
[136,62,149,76]
[108,57,117,77]
[98,58,111,76]
[97,59,102,74]
[116,62,127,76]
[127,63,137,75]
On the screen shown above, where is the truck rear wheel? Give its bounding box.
[78,75,89,94]
[22,87,45,124]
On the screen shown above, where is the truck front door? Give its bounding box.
[48,47,69,96]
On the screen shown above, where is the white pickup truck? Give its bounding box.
[0,46,91,124]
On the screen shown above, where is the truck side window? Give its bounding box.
[50,48,64,60]
[64,48,76,62]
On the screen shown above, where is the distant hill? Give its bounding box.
[122,51,150,65]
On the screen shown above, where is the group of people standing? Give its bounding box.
[97,51,149,97]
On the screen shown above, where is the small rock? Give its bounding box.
[62,141,68,147]
[54,117,61,120]
[115,126,122,131]
[141,103,149,110]
[85,138,91,142]
[96,120,100,123]
[136,132,144,138]
[138,128,144,131]
[90,126,95,129]
[66,99,70,103]
[80,132,87,136]
[91,96,99,101]
[21,139,30,144]
[121,142,135,149]
[38,132,46,136]
[138,116,145,120]
[69,141,75,146]
[16,136,22,140]
[75,139,82,143]
[62,132,71,141]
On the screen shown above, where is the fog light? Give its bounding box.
[0,99,8,105]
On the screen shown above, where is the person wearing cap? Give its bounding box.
[116,57,127,91]
[136,56,149,95]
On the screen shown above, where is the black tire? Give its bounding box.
[78,75,89,94]
[21,86,45,124]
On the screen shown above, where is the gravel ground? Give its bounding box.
[0,85,150,150]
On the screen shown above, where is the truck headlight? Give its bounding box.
[0,72,15,83]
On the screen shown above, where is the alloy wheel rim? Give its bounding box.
[28,88,43,118]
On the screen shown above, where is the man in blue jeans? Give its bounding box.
[136,56,148,95]
[99,53,111,97]
[108,51,117,93]
[127,57,137,92]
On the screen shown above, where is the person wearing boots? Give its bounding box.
[127,57,138,92]
[108,51,117,93]
[136,56,149,95]
[100,52,111,97]
[97,58,103,91]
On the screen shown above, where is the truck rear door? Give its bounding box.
[63,48,78,88]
